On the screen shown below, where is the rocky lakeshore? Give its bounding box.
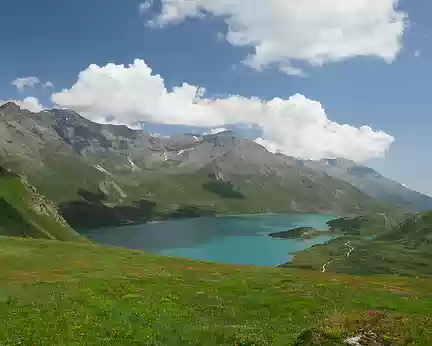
[269,227,331,240]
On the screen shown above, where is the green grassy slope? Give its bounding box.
[53,167,397,229]
[287,212,432,277]
[0,167,86,242]
[0,236,431,345]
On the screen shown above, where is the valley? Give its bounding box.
[2,1,432,344]
[1,102,432,344]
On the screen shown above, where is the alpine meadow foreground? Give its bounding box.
[2,1,432,344]
[0,236,431,345]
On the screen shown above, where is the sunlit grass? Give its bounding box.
[0,236,430,345]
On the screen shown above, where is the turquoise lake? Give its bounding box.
[83,214,336,267]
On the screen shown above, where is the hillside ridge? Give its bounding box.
[0,166,86,241]
[0,102,398,230]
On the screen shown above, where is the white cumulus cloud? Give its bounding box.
[51,59,394,162]
[0,97,45,113]
[150,0,406,75]
[12,77,40,92]
[43,81,54,89]
[139,0,154,13]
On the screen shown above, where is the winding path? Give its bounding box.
[321,241,355,273]
[321,241,356,273]
[322,260,332,273]
[345,241,355,258]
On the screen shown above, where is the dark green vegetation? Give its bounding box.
[31,155,396,230]
[287,212,432,277]
[202,180,245,199]
[0,236,431,345]
[0,166,85,242]
[269,227,330,240]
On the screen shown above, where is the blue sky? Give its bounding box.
[0,0,431,195]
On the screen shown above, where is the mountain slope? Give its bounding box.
[0,166,86,241]
[0,103,396,229]
[303,158,432,212]
[286,211,432,277]
[378,211,432,245]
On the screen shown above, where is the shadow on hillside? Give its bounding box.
[168,205,216,219]
[59,189,217,229]
[202,181,245,199]
[0,166,19,178]
[326,216,369,235]
[59,189,159,229]
[0,198,37,237]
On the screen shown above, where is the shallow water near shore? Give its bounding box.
[83,213,336,267]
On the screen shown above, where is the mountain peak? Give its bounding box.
[47,108,94,127]
[0,102,21,112]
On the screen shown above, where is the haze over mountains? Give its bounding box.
[304,158,432,212]
[1,102,430,229]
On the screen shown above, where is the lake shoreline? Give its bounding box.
[83,213,338,268]
[79,211,339,233]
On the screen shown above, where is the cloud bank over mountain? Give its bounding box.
[52,59,394,162]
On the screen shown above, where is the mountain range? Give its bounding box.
[1,101,430,230]
[303,158,432,212]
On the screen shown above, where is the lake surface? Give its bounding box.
[83,214,336,267]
